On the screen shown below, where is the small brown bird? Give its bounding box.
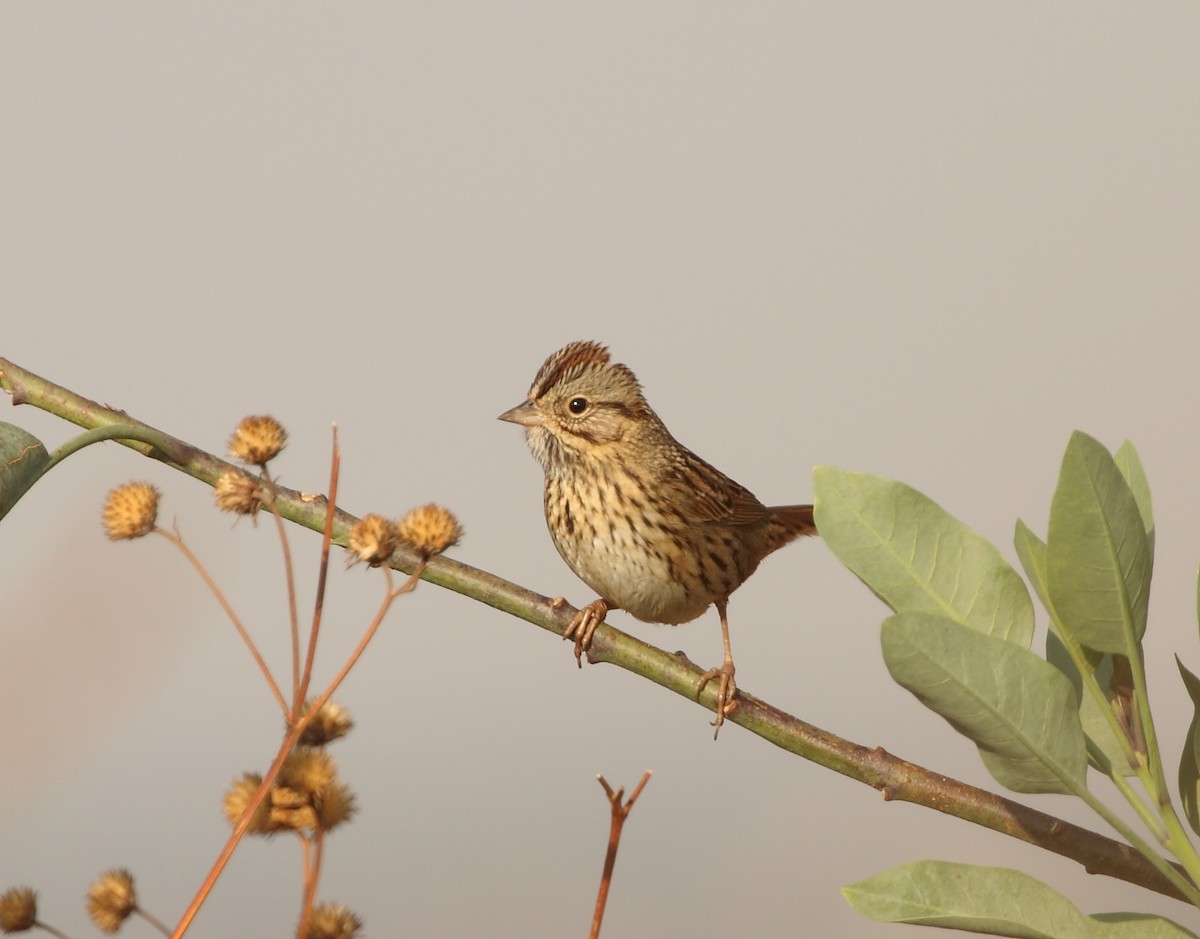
[499,340,816,734]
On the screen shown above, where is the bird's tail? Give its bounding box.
[766,504,817,553]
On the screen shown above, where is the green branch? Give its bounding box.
[0,356,1188,905]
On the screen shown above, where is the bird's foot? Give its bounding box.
[695,662,737,738]
[562,599,608,667]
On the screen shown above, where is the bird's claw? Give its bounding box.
[695,663,738,738]
[563,599,608,667]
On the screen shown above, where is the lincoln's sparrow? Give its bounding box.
[499,340,816,735]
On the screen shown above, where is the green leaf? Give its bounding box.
[0,422,51,520]
[882,613,1087,793]
[1090,913,1200,939]
[1046,432,1151,655]
[1175,656,1200,836]
[814,466,1034,646]
[1114,440,1154,563]
[843,861,1090,938]
[843,861,1199,939]
[1022,518,1134,776]
[1018,521,1112,674]
[1014,520,1052,614]
[1046,633,1134,777]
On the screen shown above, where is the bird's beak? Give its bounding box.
[498,400,543,427]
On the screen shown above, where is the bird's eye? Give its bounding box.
[568,397,589,415]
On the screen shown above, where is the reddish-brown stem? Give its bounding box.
[296,428,341,710]
[260,467,303,710]
[170,724,304,938]
[33,921,73,939]
[296,827,326,939]
[170,436,417,937]
[300,563,426,726]
[590,771,652,939]
[170,642,351,938]
[154,526,288,716]
[170,436,347,938]
[295,832,318,939]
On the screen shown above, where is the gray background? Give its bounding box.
[3,4,1199,937]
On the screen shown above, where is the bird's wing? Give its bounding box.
[667,451,770,527]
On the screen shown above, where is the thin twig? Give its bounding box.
[297,833,317,939]
[296,427,341,711]
[297,827,326,939]
[169,436,346,937]
[590,771,652,939]
[170,725,302,938]
[261,467,303,710]
[301,562,426,726]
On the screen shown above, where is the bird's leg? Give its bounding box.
[695,600,737,738]
[562,598,610,667]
